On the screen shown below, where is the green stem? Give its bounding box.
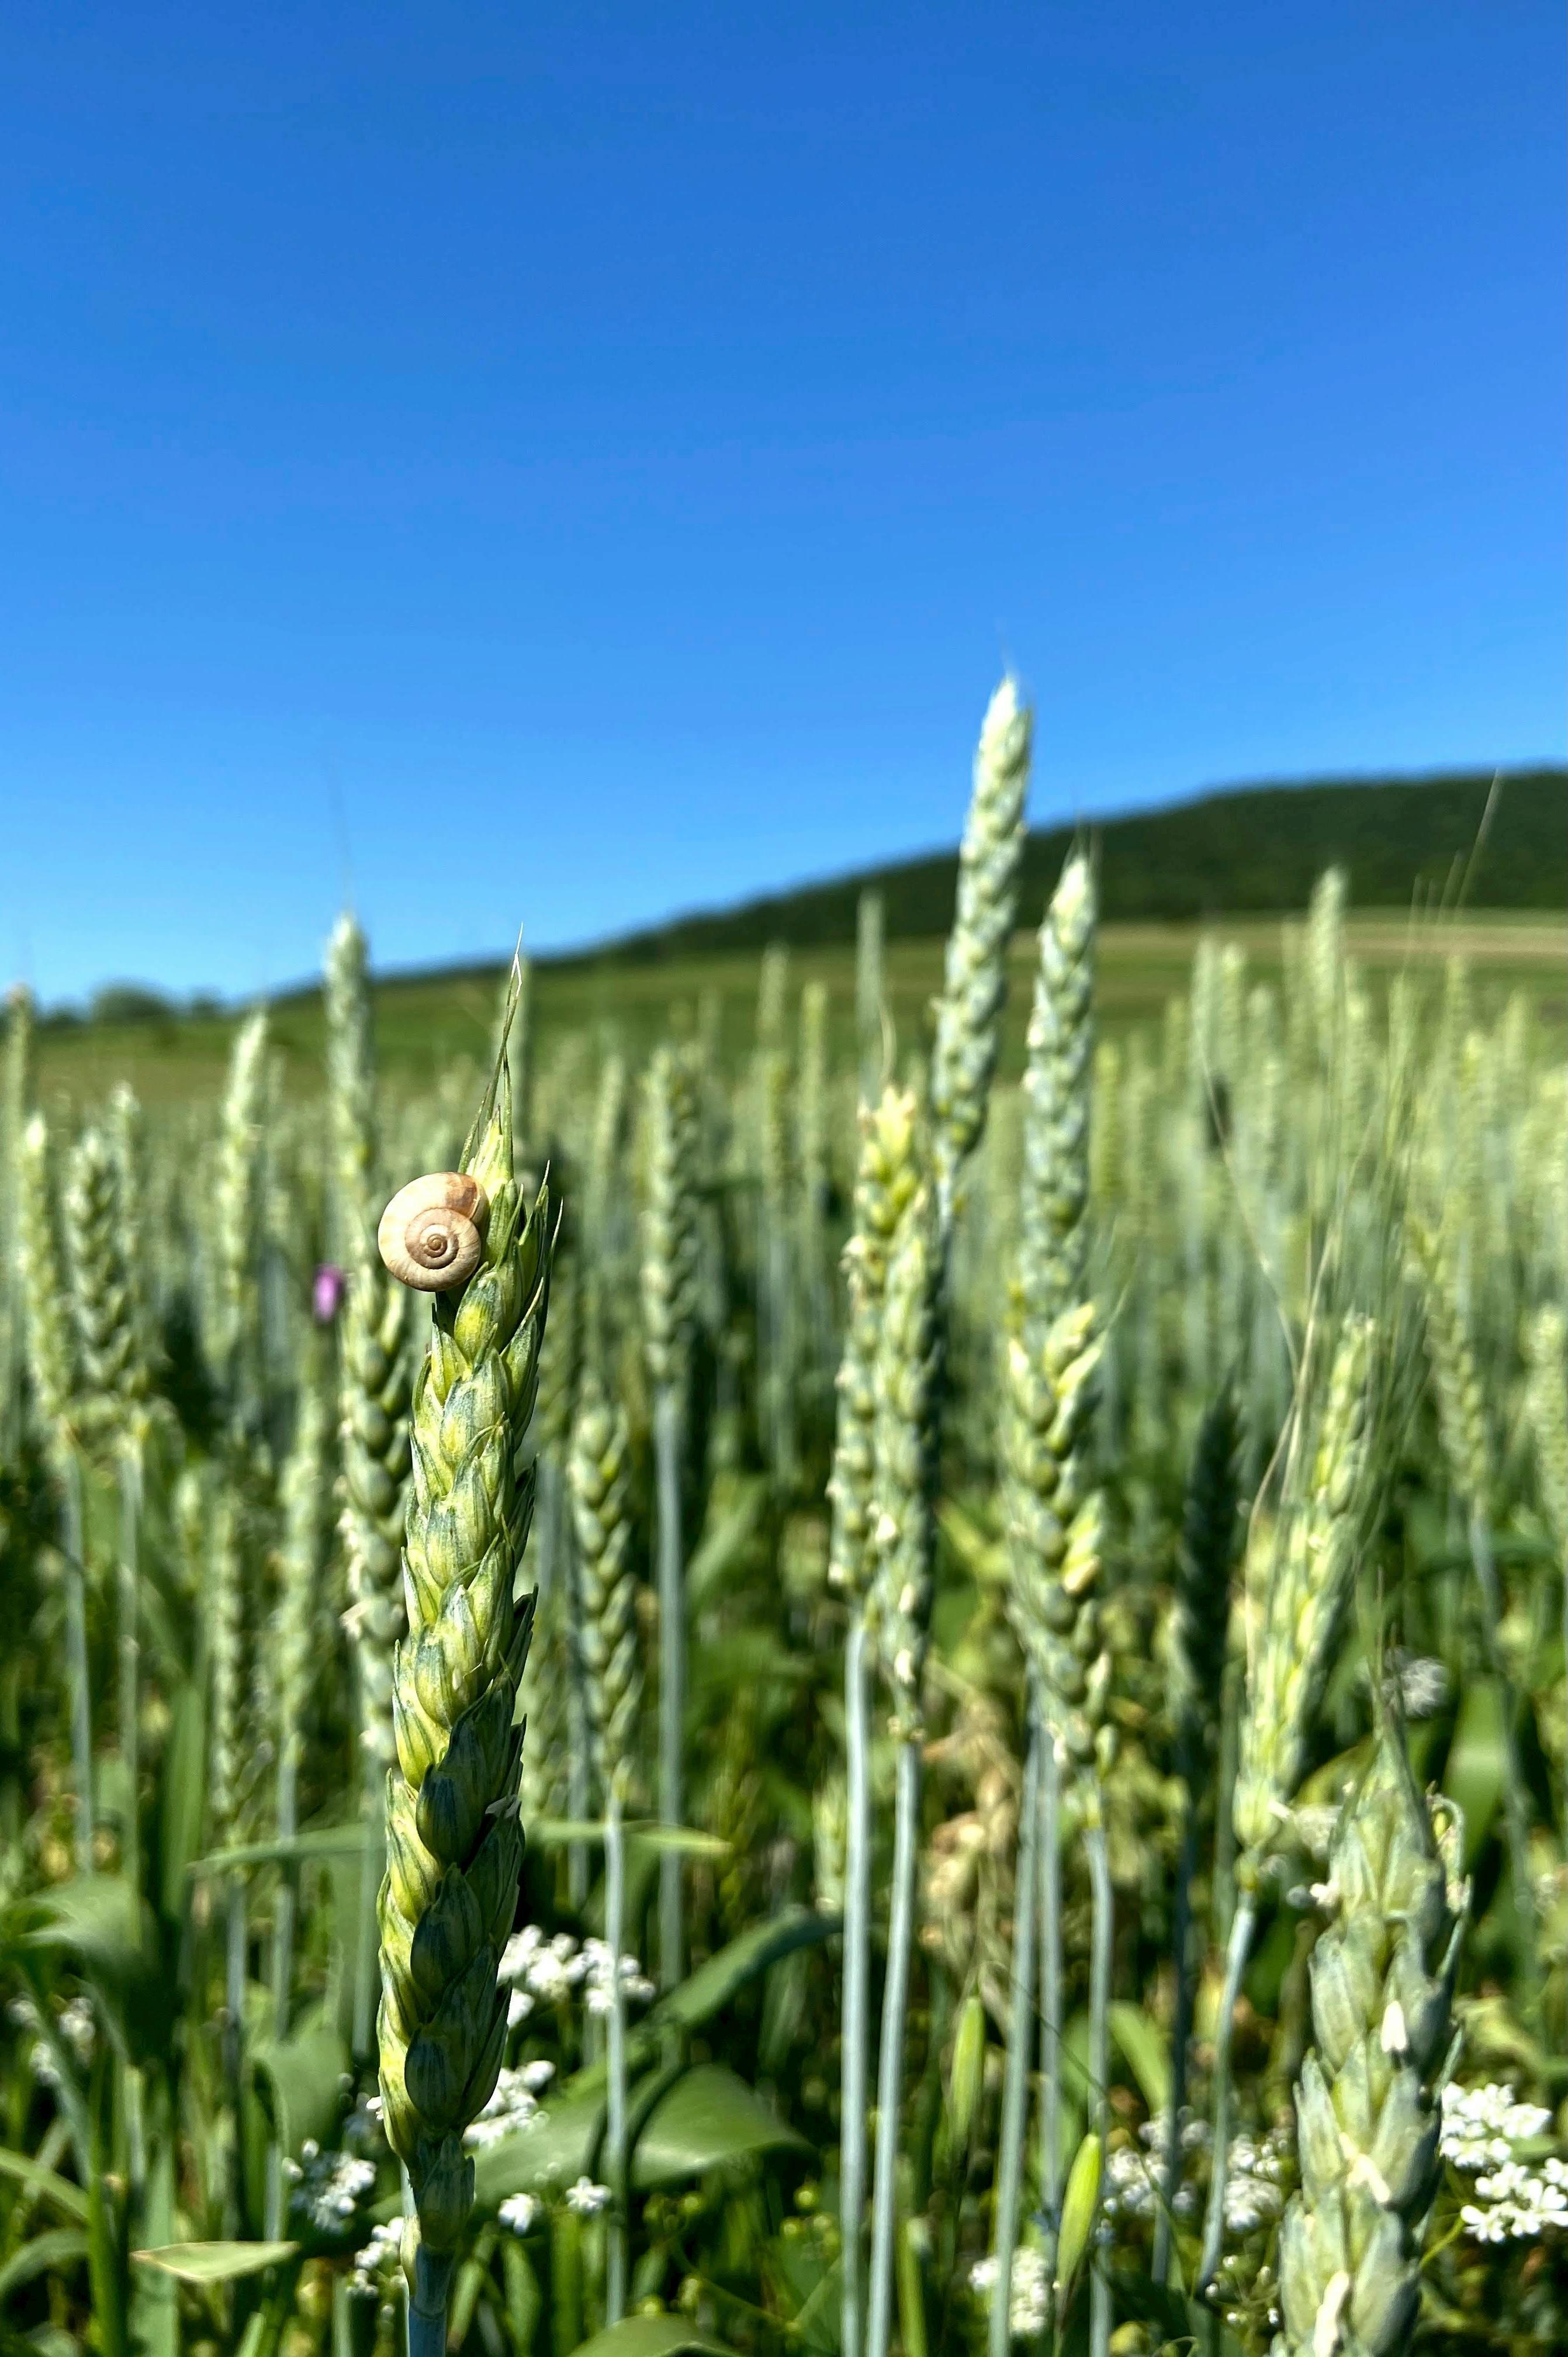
[1468,1508,1543,2020]
[60,1447,94,1871]
[897,2207,930,2357]
[225,1871,250,2237]
[1210,1659,1240,1951]
[117,1440,142,1891]
[654,1384,685,1992]
[352,1751,385,2066]
[265,1745,300,2242]
[1197,1889,1257,2292]
[989,1692,1040,2357]
[1152,1803,1200,2285]
[407,2244,454,2357]
[550,2206,583,2357]
[1085,1819,1113,2357]
[605,1784,629,2324]
[840,1613,873,2357]
[1037,1728,1063,2258]
[866,1736,922,2357]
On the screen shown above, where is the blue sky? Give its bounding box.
[3,2,1562,1003]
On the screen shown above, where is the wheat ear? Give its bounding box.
[1407,1217,1539,1999]
[377,1053,551,2345]
[18,1112,94,1869]
[1272,1723,1466,2357]
[1202,1315,1373,2290]
[929,678,1032,1231]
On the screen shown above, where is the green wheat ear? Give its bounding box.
[376,1056,552,2265]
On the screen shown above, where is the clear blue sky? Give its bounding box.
[4,2,1562,1004]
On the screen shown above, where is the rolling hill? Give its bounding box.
[552,763,1564,967]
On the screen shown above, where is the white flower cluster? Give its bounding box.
[499,2193,540,2235]
[282,2139,378,2233]
[970,2247,1050,2339]
[581,1938,655,2017]
[1101,2113,1207,2221]
[1439,2081,1552,2170]
[348,2219,403,2300]
[500,1926,587,2019]
[1221,2126,1292,2233]
[465,2061,556,2149]
[1441,2082,1566,2244]
[497,1926,655,2023]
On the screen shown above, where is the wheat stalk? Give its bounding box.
[1152,1386,1242,2282]
[640,1041,701,1986]
[828,1085,920,2357]
[865,1172,941,2357]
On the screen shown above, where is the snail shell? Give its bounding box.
[378,1171,490,1292]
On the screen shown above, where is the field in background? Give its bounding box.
[33,906,1567,1115]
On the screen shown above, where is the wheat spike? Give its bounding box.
[930,677,1032,1222]
[377,1055,551,2298]
[1273,1724,1466,2357]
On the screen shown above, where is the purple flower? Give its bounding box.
[313,1264,348,1325]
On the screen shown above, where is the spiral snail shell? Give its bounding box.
[377,1171,490,1292]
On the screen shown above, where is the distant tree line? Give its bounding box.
[560,765,1565,966]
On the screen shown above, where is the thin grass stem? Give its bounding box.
[866,1738,922,2357]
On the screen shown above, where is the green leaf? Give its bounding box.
[0,2228,89,2301]
[26,1874,147,1975]
[132,2241,299,2283]
[650,1908,840,2041]
[528,1820,729,1860]
[632,2064,808,2187]
[686,1480,769,1607]
[1108,2003,1171,2117]
[23,1876,174,2064]
[475,2064,806,2207]
[572,2317,741,2357]
[188,1823,366,1875]
[157,1678,208,1924]
[1054,2131,1101,2308]
[0,2145,91,2223]
[251,2017,352,2162]
[1442,1681,1505,1868]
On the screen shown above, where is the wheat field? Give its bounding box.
[0,691,1563,2357]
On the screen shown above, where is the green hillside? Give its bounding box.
[572,765,1564,965]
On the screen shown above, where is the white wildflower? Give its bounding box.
[499,2193,540,2235]
[970,2246,1050,2338]
[564,2176,611,2216]
[286,2142,378,2232]
[465,2066,546,2149]
[349,2219,403,2298]
[580,1939,656,2016]
[1439,2082,1552,2171]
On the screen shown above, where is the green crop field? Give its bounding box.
[1,693,1564,2356]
